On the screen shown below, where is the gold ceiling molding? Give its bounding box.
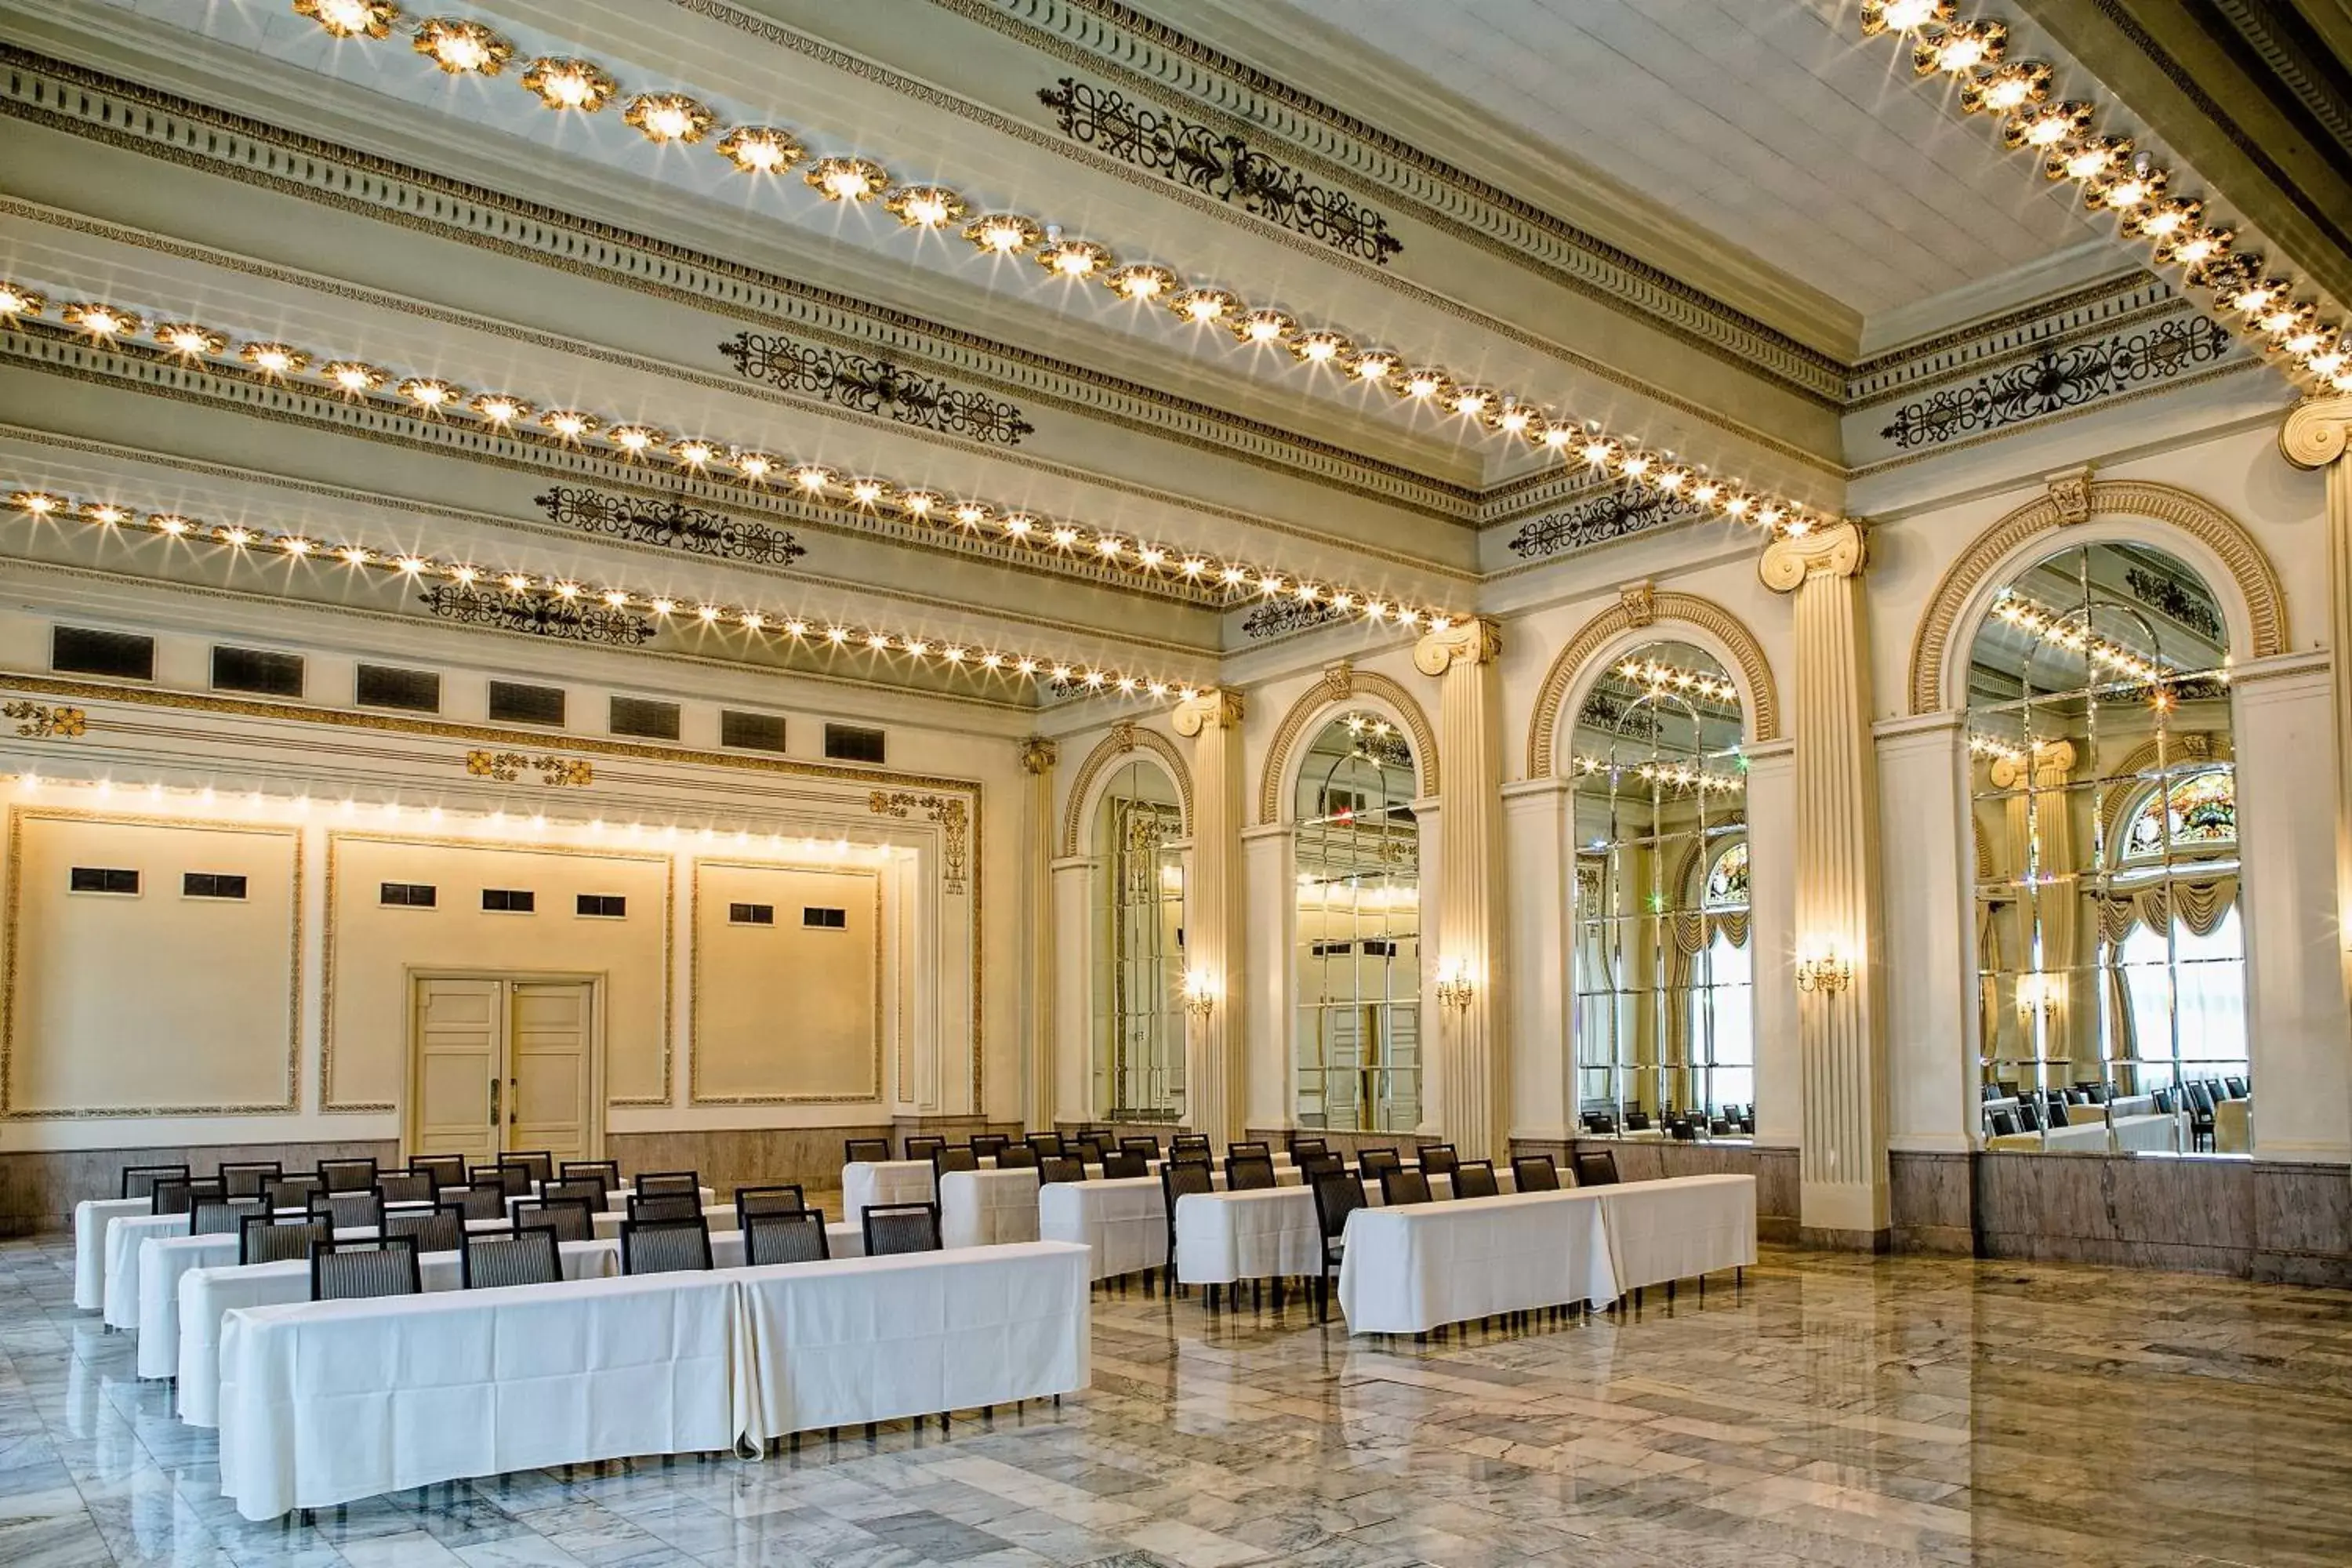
[687,862,884,1106]
[3,701,84,739]
[1254,661,1439,825]
[912,0,1846,402]
[868,790,972,895]
[0,52,1469,523]
[1906,477,2287,715]
[465,751,595,788]
[1525,590,1782,778]
[1058,723,1194,858]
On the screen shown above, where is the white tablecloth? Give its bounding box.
[1338,1189,1618,1332]
[218,1269,750,1519]
[737,1241,1090,1440]
[2111,1112,2181,1153]
[104,1212,191,1328]
[75,1197,150,1310]
[840,1161,940,1227]
[1589,1175,1757,1293]
[2216,1098,2252,1152]
[591,1204,739,1240]
[1038,1176,1166,1279]
[1173,1188,1327,1284]
[938,1169,1041,1249]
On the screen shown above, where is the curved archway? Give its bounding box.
[1257,661,1439,825]
[1909,477,2288,715]
[1526,588,1781,777]
[1058,723,1193,859]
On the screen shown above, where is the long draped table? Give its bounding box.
[1170,1171,1501,1287]
[1038,1176,1166,1280]
[938,1169,1042,1249]
[75,1197,151,1310]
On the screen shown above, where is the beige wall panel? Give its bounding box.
[692,863,880,1103]
[326,837,669,1109]
[4,811,297,1116]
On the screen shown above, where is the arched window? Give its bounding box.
[1294,713,1420,1131]
[1965,540,2249,1151]
[1569,641,1753,1140]
[1089,759,1185,1121]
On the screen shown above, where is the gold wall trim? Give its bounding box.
[1906,477,2289,715]
[1058,724,1195,858]
[868,792,971,895]
[1525,591,1782,776]
[2,805,302,1119]
[687,861,884,1105]
[3,701,84,739]
[1255,662,1439,824]
[321,832,677,1112]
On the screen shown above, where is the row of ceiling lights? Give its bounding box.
[281,0,1838,539]
[0,282,1456,630]
[1860,1,2352,396]
[5,485,1217,704]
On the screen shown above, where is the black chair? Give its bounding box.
[1987,1108,2020,1137]
[1025,1132,1065,1157]
[1417,1144,1460,1177]
[2044,1098,2071,1128]
[629,1192,703,1224]
[1308,1171,1367,1322]
[318,1158,379,1193]
[484,1162,535,1199]
[384,1203,467,1253]
[1582,1110,1620,1135]
[903,1136,946,1164]
[443,1184,507,1221]
[1356,1149,1402,1181]
[1298,1150,1344,1181]
[735,1185,806,1218]
[1624,1111,1652,1132]
[844,1138,892,1164]
[309,1189,385,1232]
[1453,1160,1501,1199]
[1159,1160,1215,1290]
[1289,1137,1328,1160]
[621,1218,714,1275]
[1170,1133,1210,1157]
[1039,1155,1087,1185]
[155,1177,227,1217]
[971,1134,1010,1160]
[240,1214,329,1266]
[191,1197,267,1236]
[2225,1076,2248,1099]
[1380,1167,1434,1206]
[635,1171,700,1199]
[1572,1149,1620,1188]
[1120,1135,1162,1161]
[542,1178,608,1211]
[122,1163,190,1203]
[861,1202,942,1257]
[376,1171,436,1204]
[1073,1137,1109,1164]
[560,1159,620,1195]
[263,1174,323,1211]
[512,1199,593,1243]
[1100,1152,1149,1179]
[411,1153,467,1192]
[1166,1147,1213,1172]
[1511,1154,1560,1192]
[505,1150,555,1186]
[746,1209,830,1265]
[462,1225,563,1288]
[932,1145,981,1174]
[995,1144,1040,1169]
[1228,1140,1271,1161]
[217,1161,281,1199]
[1225,1152,1279,1191]
[310,1236,421,1301]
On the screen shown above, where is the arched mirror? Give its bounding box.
[1293,713,1421,1131]
[1089,758,1185,1121]
[1568,641,1753,1142]
[1965,539,2249,1154]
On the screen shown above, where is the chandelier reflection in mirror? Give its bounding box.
[1569,644,1754,1142]
[1294,713,1421,1133]
[1091,759,1187,1121]
[1966,540,2249,1154]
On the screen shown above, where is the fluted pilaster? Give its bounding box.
[1761,522,1889,1242]
[1016,736,1058,1131]
[2279,397,2352,1005]
[1414,619,1510,1163]
[1171,689,1247,1146]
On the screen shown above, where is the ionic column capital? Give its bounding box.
[1759,518,1867,593]
[1987,737,2078,789]
[2281,394,2352,469]
[1171,688,1245,736]
[1412,616,1502,676]
[1016,735,1059,775]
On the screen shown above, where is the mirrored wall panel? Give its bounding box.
[1089,758,1186,1121]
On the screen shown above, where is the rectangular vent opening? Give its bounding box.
[182,872,249,900]
[575,893,627,919]
[356,663,441,713]
[1359,939,1399,958]
[1311,941,1353,958]
[822,724,886,764]
[728,902,775,926]
[379,882,437,909]
[720,710,786,752]
[69,866,140,895]
[481,888,535,913]
[488,681,565,726]
[53,626,155,681]
[803,906,848,930]
[609,695,680,740]
[211,645,305,698]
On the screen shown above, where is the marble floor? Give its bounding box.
[5,1236,2350,1568]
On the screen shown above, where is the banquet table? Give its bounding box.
[592,1204,739,1240]
[736,1240,1090,1441]
[2110,1112,2182,1153]
[1338,1188,1618,1332]
[217,1269,750,1520]
[1037,1175,1166,1280]
[938,1169,1042,1249]
[840,1160,944,1227]
[2216,1098,2252,1152]
[1169,1172,1498,1287]
[75,1197,151,1310]
[1587,1174,1757,1294]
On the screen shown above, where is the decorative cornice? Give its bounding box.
[534,487,808,569]
[1254,661,1437,824]
[1058,724,1193,856]
[2,700,84,739]
[869,791,971,894]
[1846,272,2185,401]
[1526,592,1781,776]
[1873,316,2235,452]
[1760,520,1869,593]
[1507,485,1700,561]
[464,751,596,787]
[423,584,654,646]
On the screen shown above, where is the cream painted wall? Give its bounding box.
[691,863,881,1104]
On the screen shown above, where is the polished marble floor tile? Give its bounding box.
[6,1233,2352,1566]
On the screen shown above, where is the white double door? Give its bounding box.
[409,975,598,1168]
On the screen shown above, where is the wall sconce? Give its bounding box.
[1180,968,1218,1018]
[1794,943,1854,995]
[2016,972,2065,1016]
[1433,956,1475,1013]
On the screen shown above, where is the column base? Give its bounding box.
[1798,1225,1893,1253]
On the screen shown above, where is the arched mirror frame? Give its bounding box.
[1080,753,1192,1124]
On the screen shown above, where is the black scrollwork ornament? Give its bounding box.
[719,332,1033,445]
[535,486,806,568]
[1508,486,1698,561]
[421,584,652,646]
[1879,317,2232,450]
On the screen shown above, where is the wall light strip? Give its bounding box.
[1567,754,1746,795]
